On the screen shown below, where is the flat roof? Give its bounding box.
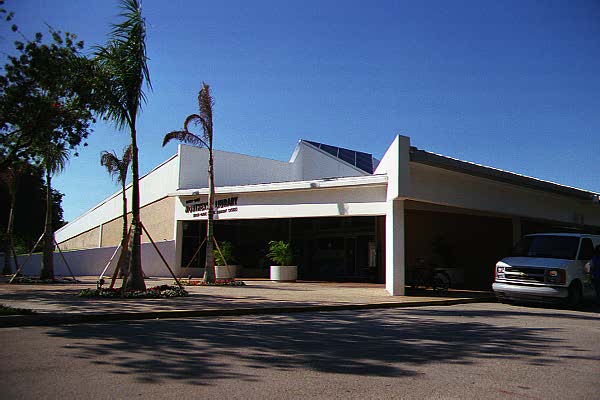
[169,174,388,197]
[410,147,600,201]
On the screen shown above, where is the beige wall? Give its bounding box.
[59,226,100,250]
[100,214,131,248]
[61,197,175,249]
[140,197,175,243]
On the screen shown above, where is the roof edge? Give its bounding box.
[409,147,599,201]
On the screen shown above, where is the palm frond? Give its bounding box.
[42,144,70,176]
[94,44,133,130]
[94,0,151,131]
[198,82,214,143]
[122,144,133,167]
[101,145,132,185]
[100,150,120,179]
[163,130,206,148]
[183,114,204,132]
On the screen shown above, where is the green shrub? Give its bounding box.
[267,240,294,266]
[213,241,237,266]
[0,304,36,315]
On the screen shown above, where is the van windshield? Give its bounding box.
[512,235,580,260]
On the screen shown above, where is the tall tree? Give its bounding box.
[0,160,28,274]
[39,144,69,280]
[100,145,132,263]
[163,83,216,283]
[0,28,97,172]
[95,0,151,290]
[0,10,97,278]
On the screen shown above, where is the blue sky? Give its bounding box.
[2,0,599,222]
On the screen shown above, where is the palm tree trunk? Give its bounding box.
[119,181,129,277]
[40,170,54,280]
[204,146,216,283]
[2,186,17,275]
[126,126,145,290]
[122,183,128,243]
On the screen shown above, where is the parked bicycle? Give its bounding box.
[406,258,451,295]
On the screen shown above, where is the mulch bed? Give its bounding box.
[181,279,245,287]
[0,304,37,315]
[78,285,188,299]
[5,276,80,284]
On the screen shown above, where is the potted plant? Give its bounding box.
[267,240,297,282]
[213,241,240,279]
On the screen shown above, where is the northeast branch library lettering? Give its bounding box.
[185,196,239,217]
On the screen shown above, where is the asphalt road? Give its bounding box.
[1,303,598,399]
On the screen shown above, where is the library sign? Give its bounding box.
[184,196,239,218]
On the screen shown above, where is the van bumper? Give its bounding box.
[492,282,568,303]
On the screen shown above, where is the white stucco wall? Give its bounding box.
[409,162,600,226]
[10,240,176,278]
[290,141,369,181]
[175,180,388,221]
[178,145,293,189]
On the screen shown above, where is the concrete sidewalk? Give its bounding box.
[0,277,495,327]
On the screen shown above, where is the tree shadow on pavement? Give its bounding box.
[405,303,600,320]
[46,307,582,386]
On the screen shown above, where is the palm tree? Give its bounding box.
[95,0,151,290]
[39,144,69,280]
[100,145,132,265]
[163,83,216,283]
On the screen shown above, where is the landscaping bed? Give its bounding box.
[0,304,36,315]
[6,276,80,284]
[78,285,188,298]
[181,279,245,287]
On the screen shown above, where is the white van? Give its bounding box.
[492,233,600,306]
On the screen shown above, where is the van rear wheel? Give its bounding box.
[567,281,582,308]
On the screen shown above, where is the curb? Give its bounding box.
[0,296,496,328]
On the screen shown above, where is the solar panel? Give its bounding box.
[302,140,374,174]
[337,148,356,165]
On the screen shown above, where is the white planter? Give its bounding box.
[215,265,240,279]
[270,265,298,282]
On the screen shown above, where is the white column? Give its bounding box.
[386,199,405,296]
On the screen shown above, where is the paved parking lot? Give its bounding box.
[1,302,598,399]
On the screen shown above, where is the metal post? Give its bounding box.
[53,237,78,282]
[178,236,206,279]
[140,222,183,289]
[8,232,44,283]
[99,243,122,281]
[110,226,132,289]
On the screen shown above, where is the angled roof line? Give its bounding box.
[409,147,599,201]
[301,139,374,174]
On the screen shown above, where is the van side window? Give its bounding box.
[577,238,594,260]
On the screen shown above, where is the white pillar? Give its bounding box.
[386,199,405,296]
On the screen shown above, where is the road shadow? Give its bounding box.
[45,307,580,385]
[406,304,600,321]
[0,286,333,315]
